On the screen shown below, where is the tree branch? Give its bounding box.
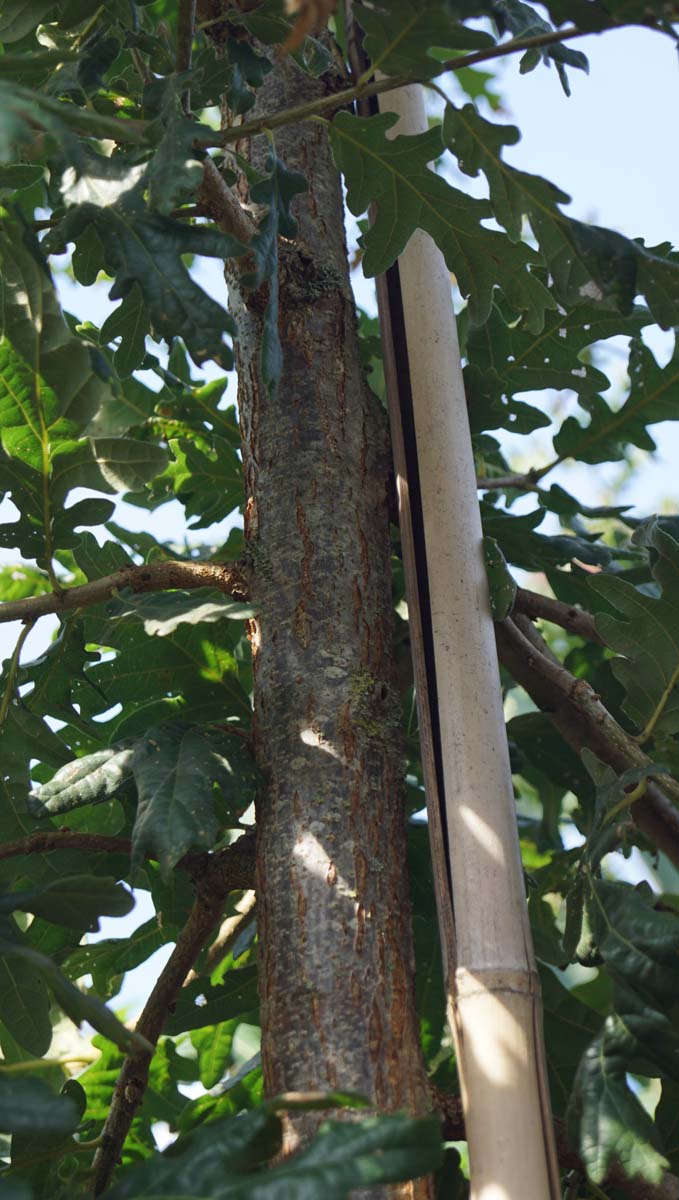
[186,888,256,982]
[513,588,603,645]
[197,27,590,147]
[90,833,255,1196]
[0,559,249,626]
[197,157,256,244]
[0,831,256,885]
[495,617,679,866]
[0,832,133,862]
[91,900,224,1194]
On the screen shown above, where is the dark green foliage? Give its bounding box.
[331,111,553,328]
[1,2,679,1198]
[105,1105,442,1200]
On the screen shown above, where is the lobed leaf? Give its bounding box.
[590,520,679,736]
[330,111,553,329]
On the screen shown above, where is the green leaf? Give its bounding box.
[164,966,259,1035]
[68,556,252,730]
[48,200,245,369]
[146,434,244,529]
[114,590,253,636]
[0,875,134,931]
[0,163,43,193]
[191,1019,238,1090]
[146,82,204,215]
[330,111,554,329]
[219,39,272,115]
[64,918,167,999]
[590,878,679,1010]
[0,934,152,1055]
[18,617,102,730]
[0,1076,80,1135]
[539,966,602,1117]
[0,233,112,438]
[106,1103,279,1198]
[481,502,611,572]
[554,337,679,465]
[483,536,516,619]
[589,520,679,737]
[105,1107,442,1200]
[508,712,595,820]
[0,1,55,42]
[130,723,255,874]
[569,1013,669,1186]
[29,746,135,817]
[99,284,148,378]
[443,100,679,325]
[464,298,652,438]
[0,921,52,1056]
[492,0,588,95]
[354,0,493,78]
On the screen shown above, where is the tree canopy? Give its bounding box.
[1,2,679,1198]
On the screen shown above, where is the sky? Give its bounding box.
[2,20,679,1009]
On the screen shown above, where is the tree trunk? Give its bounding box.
[226,54,433,1197]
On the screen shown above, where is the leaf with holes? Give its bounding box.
[554,337,679,465]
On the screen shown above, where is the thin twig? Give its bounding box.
[513,588,603,645]
[0,620,35,723]
[476,472,545,492]
[198,158,256,243]
[90,833,255,1194]
[176,0,197,113]
[91,900,224,1193]
[186,888,256,981]
[495,617,679,865]
[129,45,153,86]
[0,559,249,626]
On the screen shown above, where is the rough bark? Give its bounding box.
[226,54,432,1198]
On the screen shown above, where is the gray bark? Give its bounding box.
[225,52,433,1199]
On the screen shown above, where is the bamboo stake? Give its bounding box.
[376,84,559,1200]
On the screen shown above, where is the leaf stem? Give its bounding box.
[634,660,679,746]
[604,778,648,826]
[0,620,36,725]
[72,4,104,49]
[176,0,197,113]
